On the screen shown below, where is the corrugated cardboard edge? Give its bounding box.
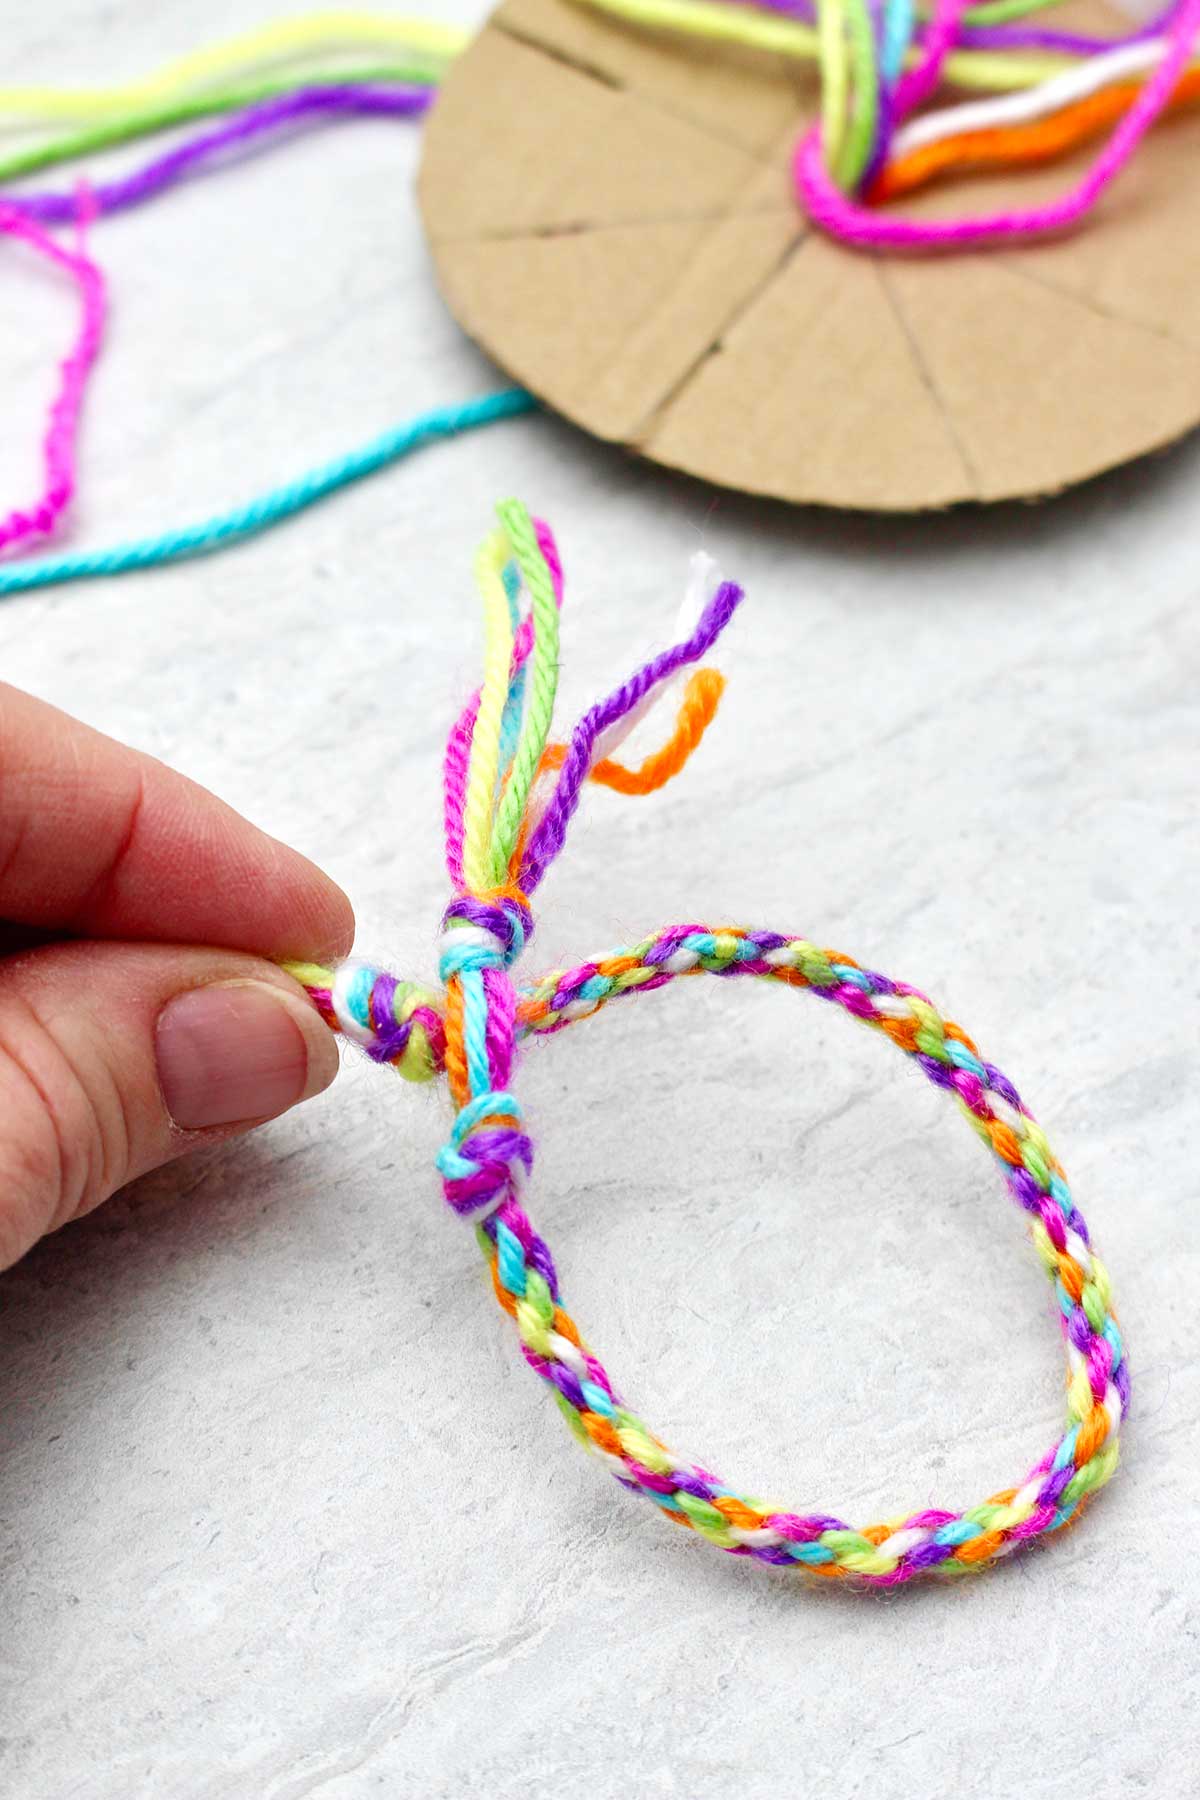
[418,0,1200,511]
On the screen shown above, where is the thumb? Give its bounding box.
[0,940,339,1268]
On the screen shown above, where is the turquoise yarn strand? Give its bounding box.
[0,388,536,598]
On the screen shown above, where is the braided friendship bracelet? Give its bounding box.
[287,500,1126,1584]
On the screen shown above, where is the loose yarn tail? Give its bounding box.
[0,198,104,560]
[431,499,742,1247]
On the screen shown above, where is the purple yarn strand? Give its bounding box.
[3,85,433,225]
[519,581,745,894]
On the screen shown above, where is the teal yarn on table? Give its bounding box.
[0,387,536,598]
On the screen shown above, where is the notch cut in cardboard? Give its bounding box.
[418,0,1200,511]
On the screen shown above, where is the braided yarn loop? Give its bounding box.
[288,500,1126,1583]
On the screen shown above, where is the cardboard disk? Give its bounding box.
[418,0,1200,510]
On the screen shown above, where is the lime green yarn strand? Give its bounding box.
[1090,1254,1113,1312]
[576,0,1070,90]
[1061,1440,1120,1506]
[515,1300,553,1358]
[575,0,811,58]
[490,499,561,884]
[837,0,879,190]
[0,64,447,184]
[523,1268,555,1324]
[554,1390,593,1449]
[816,0,850,181]
[615,1421,672,1475]
[461,531,517,895]
[279,960,333,991]
[960,0,1065,20]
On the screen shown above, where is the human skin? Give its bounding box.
[0,681,353,1269]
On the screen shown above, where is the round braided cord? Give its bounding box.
[286,503,1126,1584]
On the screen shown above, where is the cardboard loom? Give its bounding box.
[417,0,1200,510]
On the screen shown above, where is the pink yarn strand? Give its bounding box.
[0,198,105,557]
[892,0,968,121]
[442,519,564,888]
[533,517,564,605]
[443,687,482,890]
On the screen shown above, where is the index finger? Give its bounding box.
[0,682,354,961]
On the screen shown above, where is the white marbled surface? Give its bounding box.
[1,4,1198,1796]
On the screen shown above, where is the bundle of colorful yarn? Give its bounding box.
[284,500,1126,1582]
[1,3,1198,584]
[582,0,1200,246]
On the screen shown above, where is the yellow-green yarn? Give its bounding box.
[490,500,561,884]
[573,0,1073,91]
[461,530,518,895]
[0,12,467,121]
[817,0,850,180]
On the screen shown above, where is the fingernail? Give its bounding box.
[156,980,337,1130]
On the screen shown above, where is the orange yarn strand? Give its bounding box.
[875,67,1200,205]
[542,667,726,798]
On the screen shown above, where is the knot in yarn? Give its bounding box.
[437,890,532,979]
[435,1089,533,1219]
[434,892,534,1221]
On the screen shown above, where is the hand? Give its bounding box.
[0,682,353,1270]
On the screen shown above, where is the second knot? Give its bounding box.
[438,892,533,979]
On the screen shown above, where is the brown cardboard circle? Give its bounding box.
[418,0,1200,510]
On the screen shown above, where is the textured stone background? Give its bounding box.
[1,4,1198,1796]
